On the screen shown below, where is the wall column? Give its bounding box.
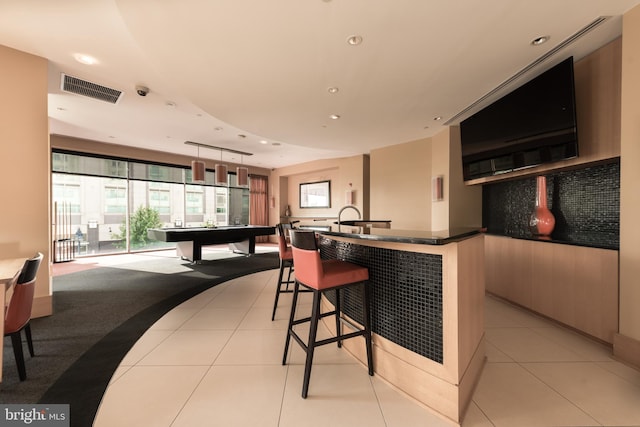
[0,44,52,317]
[615,4,640,367]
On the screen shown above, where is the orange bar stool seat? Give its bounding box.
[282,230,374,398]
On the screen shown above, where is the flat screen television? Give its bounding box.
[460,57,578,181]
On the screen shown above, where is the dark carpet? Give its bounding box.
[0,251,279,427]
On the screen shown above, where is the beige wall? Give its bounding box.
[370,129,482,231]
[370,138,432,229]
[448,126,483,229]
[431,126,483,230]
[270,155,368,224]
[0,45,52,317]
[431,130,449,230]
[618,5,640,345]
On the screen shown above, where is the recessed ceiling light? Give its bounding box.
[328,87,339,94]
[214,127,223,131]
[272,142,281,146]
[433,116,442,121]
[531,36,550,46]
[73,53,98,65]
[347,35,363,46]
[330,114,341,120]
[260,140,268,145]
[238,134,247,139]
[165,101,176,108]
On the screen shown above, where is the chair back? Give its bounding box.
[289,230,323,288]
[5,253,43,334]
[276,223,292,257]
[17,252,43,285]
[5,278,36,334]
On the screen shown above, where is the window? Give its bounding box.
[52,182,81,213]
[149,188,171,214]
[186,186,204,214]
[105,185,127,214]
[51,150,253,256]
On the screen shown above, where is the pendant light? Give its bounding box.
[184,141,252,187]
[215,149,228,186]
[237,154,249,187]
[191,145,205,184]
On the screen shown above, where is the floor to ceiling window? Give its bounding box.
[51,151,252,260]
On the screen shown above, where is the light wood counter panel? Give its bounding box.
[485,234,618,343]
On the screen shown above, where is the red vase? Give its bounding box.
[529,176,555,236]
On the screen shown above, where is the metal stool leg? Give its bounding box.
[362,283,374,375]
[302,290,321,398]
[334,288,342,348]
[282,281,300,365]
[272,260,288,321]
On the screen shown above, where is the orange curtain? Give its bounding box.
[250,175,269,242]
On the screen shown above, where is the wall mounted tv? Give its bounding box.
[460,57,578,181]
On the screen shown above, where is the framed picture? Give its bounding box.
[299,180,331,208]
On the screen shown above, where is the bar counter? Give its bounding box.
[316,227,485,425]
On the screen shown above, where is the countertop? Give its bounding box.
[318,226,480,245]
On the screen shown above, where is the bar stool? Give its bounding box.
[271,223,295,321]
[282,229,374,398]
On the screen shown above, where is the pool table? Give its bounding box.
[147,225,275,262]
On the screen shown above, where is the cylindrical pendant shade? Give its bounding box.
[191,160,205,183]
[237,166,249,187]
[215,164,228,185]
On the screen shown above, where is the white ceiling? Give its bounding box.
[1,0,638,169]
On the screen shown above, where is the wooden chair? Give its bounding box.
[4,252,43,381]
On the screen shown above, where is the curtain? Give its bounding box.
[250,175,269,242]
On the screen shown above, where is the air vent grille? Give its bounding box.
[446,16,610,125]
[60,74,123,104]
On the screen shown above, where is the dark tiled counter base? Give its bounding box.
[319,237,444,364]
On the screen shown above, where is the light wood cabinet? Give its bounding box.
[485,234,618,343]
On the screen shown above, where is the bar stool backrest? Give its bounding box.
[276,223,292,258]
[289,230,322,288]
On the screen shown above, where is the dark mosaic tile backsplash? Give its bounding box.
[483,160,620,249]
[320,238,444,364]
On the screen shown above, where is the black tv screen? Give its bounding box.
[460,57,578,181]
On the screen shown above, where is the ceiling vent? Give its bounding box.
[60,73,123,104]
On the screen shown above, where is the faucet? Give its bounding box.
[338,205,361,231]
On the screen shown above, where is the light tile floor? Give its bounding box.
[93,268,640,427]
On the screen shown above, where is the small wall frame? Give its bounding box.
[300,180,331,208]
